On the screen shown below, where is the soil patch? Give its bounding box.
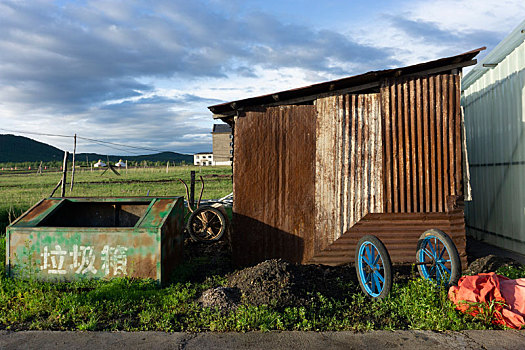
[465,254,522,275]
[199,286,241,312]
[226,259,359,309]
[183,238,523,311]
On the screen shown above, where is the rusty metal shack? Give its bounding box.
[209,48,484,267]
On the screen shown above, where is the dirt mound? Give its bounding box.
[199,287,241,312]
[465,254,522,275]
[227,259,358,309]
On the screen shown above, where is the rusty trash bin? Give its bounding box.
[5,197,184,283]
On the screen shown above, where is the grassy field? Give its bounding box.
[0,165,232,233]
[0,166,523,331]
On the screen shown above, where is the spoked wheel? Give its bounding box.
[187,206,227,242]
[416,229,461,286]
[355,235,392,299]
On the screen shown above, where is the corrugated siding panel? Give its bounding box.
[308,210,467,268]
[232,106,316,266]
[314,94,383,253]
[381,74,463,213]
[462,39,525,254]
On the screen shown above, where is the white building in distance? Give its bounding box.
[194,152,213,166]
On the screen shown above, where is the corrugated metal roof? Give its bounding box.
[462,20,525,90]
[209,48,484,118]
[212,124,232,133]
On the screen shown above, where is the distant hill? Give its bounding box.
[0,134,193,164]
[0,134,64,162]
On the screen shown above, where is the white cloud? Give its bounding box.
[1,0,524,155]
[410,0,525,33]
[352,0,525,67]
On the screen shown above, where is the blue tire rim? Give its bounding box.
[418,235,452,283]
[357,241,385,297]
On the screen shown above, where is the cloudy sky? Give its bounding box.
[1,0,524,155]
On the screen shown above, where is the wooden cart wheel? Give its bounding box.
[416,229,461,286]
[355,235,392,299]
[186,206,227,242]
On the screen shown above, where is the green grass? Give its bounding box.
[1,166,523,331]
[1,243,521,331]
[1,228,523,332]
[0,165,232,232]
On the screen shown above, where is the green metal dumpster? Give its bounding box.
[5,197,184,283]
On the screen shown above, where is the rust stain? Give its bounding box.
[315,93,383,254]
[380,74,463,214]
[14,199,61,226]
[309,210,466,267]
[230,71,466,268]
[7,197,183,283]
[232,106,316,266]
[144,199,174,227]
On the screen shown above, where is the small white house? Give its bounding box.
[194,152,213,166]
[115,159,126,167]
[462,20,525,255]
[94,159,106,168]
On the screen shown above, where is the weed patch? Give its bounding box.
[1,240,514,331]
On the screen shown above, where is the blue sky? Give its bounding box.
[0,0,524,155]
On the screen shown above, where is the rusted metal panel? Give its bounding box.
[381,74,463,213]
[423,78,431,212]
[227,71,467,267]
[232,106,316,266]
[383,85,393,213]
[12,198,64,227]
[6,197,184,283]
[397,82,406,212]
[308,210,467,267]
[416,78,424,212]
[315,94,383,253]
[436,75,444,211]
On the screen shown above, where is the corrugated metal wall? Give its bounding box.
[231,73,467,266]
[314,94,383,253]
[462,40,525,254]
[381,74,463,213]
[309,211,466,266]
[232,106,317,265]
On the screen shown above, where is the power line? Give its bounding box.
[0,128,192,155]
[78,138,144,155]
[77,136,170,154]
[0,128,72,138]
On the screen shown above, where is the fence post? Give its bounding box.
[190,170,195,208]
[70,134,76,192]
[61,151,69,197]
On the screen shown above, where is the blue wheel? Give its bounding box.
[355,235,392,299]
[416,229,461,285]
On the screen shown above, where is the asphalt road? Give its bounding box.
[1,330,525,349]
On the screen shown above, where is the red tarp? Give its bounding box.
[448,272,525,329]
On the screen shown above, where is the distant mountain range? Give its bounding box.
[0,134,193,164]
